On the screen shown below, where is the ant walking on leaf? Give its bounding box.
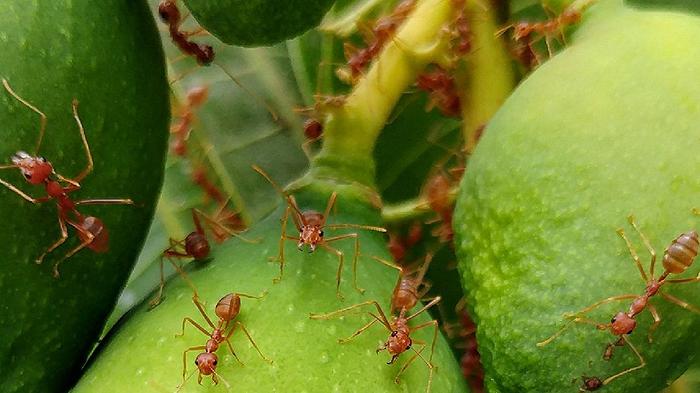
[176,291,272,390]
[537,215,700,390]
[310,255,441,393]
[149,200,256,308]
[252,165,387,298]
[158,0,214,66]
[0,79,134,277]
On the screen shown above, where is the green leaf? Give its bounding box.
[0,1,169,392]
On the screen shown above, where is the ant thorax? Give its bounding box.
[298,210,325,251]
[11,151,53,184]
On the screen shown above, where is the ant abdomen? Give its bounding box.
[215,293,241,321]
[663,231,699,274]
[79,216,109,253]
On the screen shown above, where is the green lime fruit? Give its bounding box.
[454,2,700,392]
[74,180,467,392]
[182,0,337,47]
[0,2,169,392]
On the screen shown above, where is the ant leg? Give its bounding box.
[406,296,441,321]
[236,291,268,299]
[222,323,245,366]
[645,303,661,343]
[617,227,650,283]
[626,215,657,278]
[660,292,700,314]
[148,257,168,309]
[537,315,611,347]
[193,208,259,243]
[310,300,392,330]
[52,222,96,278]
[234,321,273,363]
[666,272,700,284]
[601,335,645,386]
[327,233,366,293]
[274,205,292,283]
[338,318,379,343]
[2,78,47,155]
[181,345,206,383]
[301,136,322,159]
[369,255,403,274]
[0,178,45,204]
[412,319,440,364]
[70,99,94,183]
[176,317,212,338]
[319,241,346,299]
[36,211,69,265]
[394,345,427,385]
[191,296,217,329]
[74,198,135,206]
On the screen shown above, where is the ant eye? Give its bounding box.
[23,172,31,180]
[391,331,398,337]
[610,317,616,323]
[213,360,218,365]
[39,157,46,162]
[194,359,199,365]
[319,230,324,237]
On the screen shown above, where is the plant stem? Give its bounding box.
[456,1,515,154]
[311,0,459,187]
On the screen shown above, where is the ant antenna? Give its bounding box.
[213,62,279,121]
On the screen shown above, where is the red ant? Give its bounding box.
[252,165,387,298]
[440,297,483,393]
[537,215,700,390]
[388,222,423,263]
[422,170,457,244]
[0,79,134,277]
[301,118,324,158]
[190,165,245,232]
[416,66,461,118]
[344,0,416,80]
[158,0,214,65]
[149,201,255,308]
[170,85,209,157]
[310,254,440,392]
[176,291,271,389]
[448,0,471,57]
[497,2,592,63]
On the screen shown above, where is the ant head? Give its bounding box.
[158,0,180,23]
[194,352,218,375]
[215,293,241,321]
[299,224,323,252]
[197,45,215,66]
[185,232,211,260]
[386,330,411,356]
[610,312,636,335]
[11,151,53,184]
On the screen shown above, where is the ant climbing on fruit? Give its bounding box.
[170,85,208,157]
[496,1,593,64]
[537,215,700,390]
[343,0,416,81]
[310,256,440,393]
[149,201,255,308]
[0,79,135,277]
[252,164,387,298]
[158,0,214,65]
[176,292,271,389]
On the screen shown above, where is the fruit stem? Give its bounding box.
[455,1,515,155]
[310,0,459,187]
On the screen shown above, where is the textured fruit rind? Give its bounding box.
[455,2,700,392]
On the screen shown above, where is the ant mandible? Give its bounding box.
[537,215,700,390]
[176,291,271,389]
[252,165,387,298]
[310,256,441,393]
[0,79,135,277]
[158,0,215,66]
[149,201,255,308]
